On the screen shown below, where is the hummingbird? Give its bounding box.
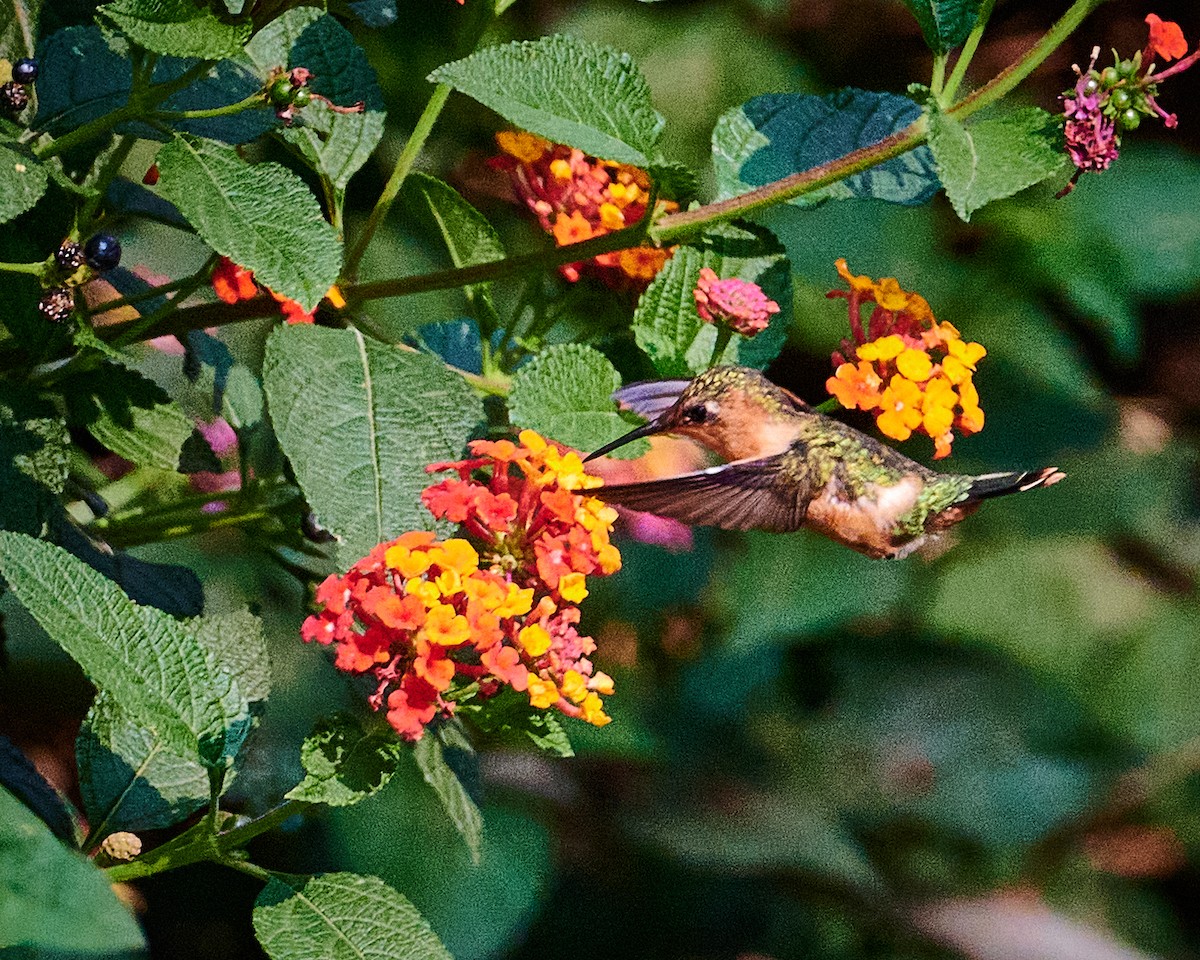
[584,366,1064,560]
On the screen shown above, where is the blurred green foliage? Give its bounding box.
[5,0,1200,958]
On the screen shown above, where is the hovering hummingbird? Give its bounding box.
[585,366,1064,560]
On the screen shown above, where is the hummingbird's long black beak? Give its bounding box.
[583,419,666,461]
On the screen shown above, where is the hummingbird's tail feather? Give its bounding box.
[966,467,1065,501]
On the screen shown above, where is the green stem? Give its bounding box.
[79,134,137,232]
[154,91,265,122]
[941,0,997,103]
[930,53,948,98]
[0,260,44,275]
[342,82,452,279]
[708,325,733,369]
[33,60,215,160]
[110,256,216,348]
[83,273,200,316]
[105,799,312,883]
[949,0,1109,121]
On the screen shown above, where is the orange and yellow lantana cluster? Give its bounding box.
[825,259,985,459]
[301,431,619,741]
[493,130,675,288]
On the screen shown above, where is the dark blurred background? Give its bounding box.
[5,0,1200,957]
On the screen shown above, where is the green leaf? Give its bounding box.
[76,692,209,836]
[465,688,574,757]
[929,106,1070,221]
[0,384,68,537]
[253,873,453,960]
[507,343,648,458]
[712,90,938,207]
[631,221,791,377]
[285,714,405,807]
[0,785,145,953]
[62,361,194,471]
[0,139,46,224]
[156,134,342,311]
[412,723,483,862]
[430,34,664,166]
[76,609,266,837]
[647,157,700,203]
[98,0,251,59]
[0,0,40,62]
[405,170,504,276]
[404,172,505,313]
[276,13,387,189]
[898,0,982,53]
[262,326,484,565]
[0,532,251,768]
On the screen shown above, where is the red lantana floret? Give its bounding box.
[301,430,620,741]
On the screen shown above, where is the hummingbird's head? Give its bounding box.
[585,366,807,462]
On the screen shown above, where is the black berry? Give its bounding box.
[37,287,74,324]
[84,234,121,272]
[54,240,85,272]
[0,81,29,117]
[12,58,38,85]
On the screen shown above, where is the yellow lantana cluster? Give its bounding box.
[825,259,986,459]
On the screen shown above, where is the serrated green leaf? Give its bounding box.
[0,384,68,537]
[0,532,251,768]
[631,222,792,377]
[262,326,484,566]
[465,688,574,757]
[405,172,505,314]
[507,343,648,459]
[0,785,145,953]
[76,692,209,837]
[245,10,385,188]
[98,0,251,59]
[712,91,938,208]
[431,34,664,166]
[285,714,404,807]
[253,873,452,960]
[76,609,266,837]
[156,135,342,311]
[282,15,386,189]
[0,0,40,62]
[412,723,483,862]
[62,361,194,471]
[647,158,700,203]
[897,0,982,53]
[0,140,46,224]
[929,106,1070,221]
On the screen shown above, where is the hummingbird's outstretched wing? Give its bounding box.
[596,454,812,533]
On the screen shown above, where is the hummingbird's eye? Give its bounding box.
[680,403,710,425]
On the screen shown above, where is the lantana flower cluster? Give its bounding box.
[301,430,620,741]
[693,267,780,338]
[211,257,345,324]
[493,130,675,288]
[825,259,985,459]
[1060,14,1198,193]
